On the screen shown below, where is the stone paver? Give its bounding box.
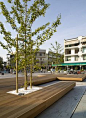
[71,91,86,118]
[36,81,86,118]
[0,72,50,79]
[0,73,24,79]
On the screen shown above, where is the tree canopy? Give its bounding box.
[49,41,64,64]
[0,0,61,89]
[0,57,3,69]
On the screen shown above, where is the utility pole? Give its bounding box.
[16,34,18,93]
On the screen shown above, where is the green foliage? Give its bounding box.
[75,66,78,70]
[49,41,63,65]
[64,68,66,71]
[0,57,3,69]
[0,0,61,88]
[34,63,41,70]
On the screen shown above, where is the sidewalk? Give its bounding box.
[0,73,24,79]
[71,90,86,118]
[0,72,51,79]
[36,80,86,118]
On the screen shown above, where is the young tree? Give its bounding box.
[49,41,64,65]
[0,57,3,70]
[0,0,61,90]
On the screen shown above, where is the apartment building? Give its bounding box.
[35,49,48,68]
[64,36,86,62]
[7,49,63,70]
[64,36,86,69]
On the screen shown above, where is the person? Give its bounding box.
[40,68,43,73]
[51,68,53,74]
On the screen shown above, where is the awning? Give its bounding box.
[52,62,86,66]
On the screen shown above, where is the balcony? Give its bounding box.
[65,43,79,49]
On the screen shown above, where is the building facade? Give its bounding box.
[64,36,86,69]
[35,49,48,68]
[64,36,86,63]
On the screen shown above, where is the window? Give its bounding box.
[65,49,71,54]
[65,56,71,61]
[75,56,78,61]
[65,45,68,47]
[75,49,79,54]
[40,53,42,56]
[40,58,42,60]
[83,55,86,60]
[82,47,86,53]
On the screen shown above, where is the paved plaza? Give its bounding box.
[0,72,51,79]
[36,79,86,118]
[0,73,86,118]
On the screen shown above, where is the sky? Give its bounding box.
[0,0,86,61]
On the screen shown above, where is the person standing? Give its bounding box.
[51,68,53,74]
[40,68,43,73]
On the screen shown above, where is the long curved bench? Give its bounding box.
[0,81,76,118]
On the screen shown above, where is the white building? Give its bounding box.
[64,36,86,63]
[52,36,86,70]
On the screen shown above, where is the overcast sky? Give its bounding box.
[0,0,86,61]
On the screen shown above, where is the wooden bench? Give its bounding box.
[0,74,58,90]
[0,81,76,118]
[57,74,86,81]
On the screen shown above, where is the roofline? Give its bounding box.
[64,35,86,41]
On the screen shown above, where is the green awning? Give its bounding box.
[52,62,86,66]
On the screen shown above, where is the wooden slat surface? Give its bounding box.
[0,80,76,118]
[57,74,86,81]
[0,74,57,91]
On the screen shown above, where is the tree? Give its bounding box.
[0,57,3,70]
[49,41,64,65]
[0,0,61,90]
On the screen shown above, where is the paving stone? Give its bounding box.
[72,91,86,118]
[36,82,86,118]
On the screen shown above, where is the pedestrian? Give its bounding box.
[40,68,43,73]
[51,68,53,74]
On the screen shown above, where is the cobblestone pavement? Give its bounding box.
[36,80,86,118]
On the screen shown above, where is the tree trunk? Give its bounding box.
[24,0,27,90]
[16,34,18,93]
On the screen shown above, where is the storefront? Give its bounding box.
[52,62,86,70]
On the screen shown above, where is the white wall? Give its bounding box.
[71,49,75,54]
[71,56,74,62]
